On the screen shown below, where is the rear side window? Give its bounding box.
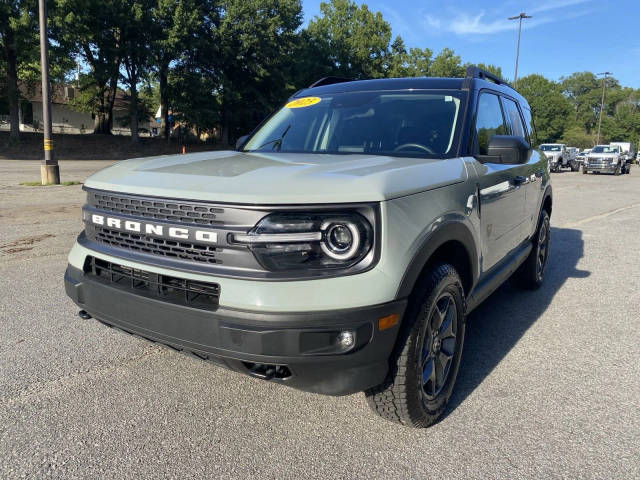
[501,97,526,141]
[520,107,537,146]
[474,93,507,155]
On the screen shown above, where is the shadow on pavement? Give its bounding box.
[445,226,590,415]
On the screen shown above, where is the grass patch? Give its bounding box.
[20,180,82,186]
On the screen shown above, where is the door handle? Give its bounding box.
[514,175,527,185]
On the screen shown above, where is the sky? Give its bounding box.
[301,0,640,88]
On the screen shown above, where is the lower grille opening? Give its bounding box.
[84,256,220,310]
[243,362,292,380]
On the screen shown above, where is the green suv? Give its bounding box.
[65,67,552,427]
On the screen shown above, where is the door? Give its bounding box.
[472,92,528,272]
[502,97,547,238]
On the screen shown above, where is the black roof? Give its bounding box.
[293,74,530,110]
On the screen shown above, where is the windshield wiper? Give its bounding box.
[256,124,291,151]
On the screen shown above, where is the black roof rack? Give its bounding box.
[465,66,512,88]
[308,76,354,88]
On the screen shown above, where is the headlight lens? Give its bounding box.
[231,211,373,272]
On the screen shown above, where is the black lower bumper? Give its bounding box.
[65,265,406,395]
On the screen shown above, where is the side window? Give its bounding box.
[501,97,527,141]
[521,107,537,146]
[475,93,507,155]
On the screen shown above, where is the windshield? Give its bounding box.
[591,146,619,153]
[540,145,561,152]
[243,91,465,157]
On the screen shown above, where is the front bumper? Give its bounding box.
[584,163,616,173]
[65,265,406,395]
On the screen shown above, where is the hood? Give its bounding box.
[542,151,561,160]
[84,150,468,204]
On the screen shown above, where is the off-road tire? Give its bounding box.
[514,210,551,290]
[365,264,466,428]
[614,165,621,175]
[582,167,588,174]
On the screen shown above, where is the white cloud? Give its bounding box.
[424,15,441,30]
[423,1,594,37]
[529,0,592,14]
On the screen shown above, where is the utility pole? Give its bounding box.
[508,12,532,86]
[38,0,60,185]
[596,71,612,145]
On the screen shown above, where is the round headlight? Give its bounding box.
[321,222,361,260]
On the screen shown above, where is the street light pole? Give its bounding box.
[596,71,612,145]
[508,13,532,86]
[38,0,59,185]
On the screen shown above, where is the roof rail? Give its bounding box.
[308,76,354,88]
[465,66,512,88]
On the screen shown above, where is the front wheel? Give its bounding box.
[366,264,466,427]
[582,167,588,174]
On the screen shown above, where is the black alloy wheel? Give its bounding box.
[420,292,458,401]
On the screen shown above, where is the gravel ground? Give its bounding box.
[1,160,639,479]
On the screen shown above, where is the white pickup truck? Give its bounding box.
[539,144,578,172]
[610,142,635,170]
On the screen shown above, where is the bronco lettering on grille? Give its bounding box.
[89,214,218,243]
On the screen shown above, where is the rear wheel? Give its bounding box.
[366,264,465,427]
[514,210,551,290]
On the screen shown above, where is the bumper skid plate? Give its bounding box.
[65,265,406,395]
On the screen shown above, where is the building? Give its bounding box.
[0,82,153,136]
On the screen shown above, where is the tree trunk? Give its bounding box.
[159,64,170,143]
[3,29,20,139]
[221,91,230,146]
[94,111,110,134]
[130,76,139,142]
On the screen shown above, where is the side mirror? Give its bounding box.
[235,134,249,150]
[482,135,531,164]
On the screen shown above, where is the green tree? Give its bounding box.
[53,0,128,134]
[560,125,595,149]
[0,0,37,138]
[120,0,155,141]
[204,0,303,144]
[429,48,464,78]
[150,0,203,141]
[305,0,391,80]
[517,74,571,143]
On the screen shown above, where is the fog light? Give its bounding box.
[337,331,355,349]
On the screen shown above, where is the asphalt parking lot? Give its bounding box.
[1,159,639,479]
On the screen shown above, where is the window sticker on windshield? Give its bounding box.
[285,97,322,109]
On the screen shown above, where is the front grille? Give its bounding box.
[88,191,225,226]
[94,226,221,264]
[85,256,220,309]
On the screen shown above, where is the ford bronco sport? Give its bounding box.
[65,67,552,427]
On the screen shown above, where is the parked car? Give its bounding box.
[584,144,628,175]
[64,67,552,428]
[565,147,580,171]
[539,143,577,171]
[576,149,589,164]
[609,142,635,172]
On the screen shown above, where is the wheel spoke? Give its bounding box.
[422,357,435,391]
[432,296,449,330]
[439,304,456,340]
[441,337,456,356]
[434,354,447,389]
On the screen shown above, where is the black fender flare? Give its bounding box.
[395,220,480,299]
